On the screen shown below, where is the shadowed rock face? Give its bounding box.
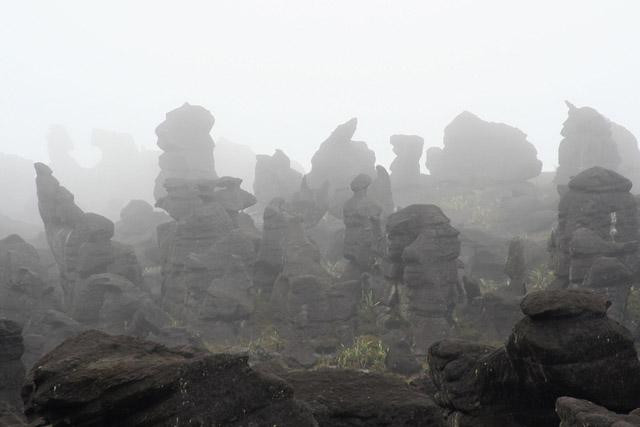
[555,101,620,186]
[429,289,640,426]
[550,166,638,320]
[276,368,445,426]
[22,330,317,427]
[0,319,24,409]
[306,118,378,218]
[390,134,424,190]
[556,397,640,427]
[154,103,217,201]
[426,111,542,187]
[386,204,461,354]
[34,162,142,311]
[254,149,303,204]
[611,121,640,189]
[343,174,384,271]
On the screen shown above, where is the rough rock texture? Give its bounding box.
[555,102,621,186]
[306,118,377,218]
[428,340,534,426]
[35,162,142,311]
[386,205,461,354]
[342,174,384,271]
[156,174,259,342]
[22,330,316,427]
[153,103,217,201]
[429,289,640,426]
[550,166,638,320]
[278,368,445,426]
[270,215,360,364]
[426,111,542,186]
[254,149,303,204]
[0,319,25,409]
[556,397,640,427]
[508,289,640,414]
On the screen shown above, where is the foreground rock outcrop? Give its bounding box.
[428,289,640,426]
[22,330,316,426]
[556,397,640,427]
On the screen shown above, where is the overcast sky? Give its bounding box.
[1,1,639,171]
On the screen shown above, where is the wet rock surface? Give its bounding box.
[22,330,317,427]
[556,397,640,427]
[429,289,640,426]
[277,368,445,427]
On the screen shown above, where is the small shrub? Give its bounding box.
[335,335,388,371]
[527,264,555,291]
[248,325,285,353]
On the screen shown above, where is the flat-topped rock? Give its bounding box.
[520,289,610,319]
[568,166,632,193]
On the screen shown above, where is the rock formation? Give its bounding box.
[426,111,542,187]
[270,214,360,365]
[556,396,640,427]
[342,174,384,272]
[34,162,142,311]
[306,118,377,218]
[156,177,258,342]
[275,368,445,425]
[390,134,424,190]
[550,166,638,321]
[429,289,640,426]
[611,121,640,189]
[0,319,25,409]
[504,236,527,294]
[254,149,303,205]
[153,103,217,201]
[555,101,620,186]
[386,204,461,354]
[114,200,170,266]
[22,330,317,426]
[253,198,288,294]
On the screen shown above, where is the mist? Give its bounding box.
[2,2,640,426]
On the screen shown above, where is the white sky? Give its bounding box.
[1,0,639,171]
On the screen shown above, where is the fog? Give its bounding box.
[2,0,639,171]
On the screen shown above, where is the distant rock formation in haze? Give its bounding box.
[426,111,542,186]
[153,103,217,201]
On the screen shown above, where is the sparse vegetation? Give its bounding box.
[335,335,388,371]
[527,264,555,291]
[248,325,285,353]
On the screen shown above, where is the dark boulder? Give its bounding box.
[22,330,316,426]
[278,368,445,426]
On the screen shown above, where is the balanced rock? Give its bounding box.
[386,204,461,354]
[342,174,383,271]
[153,103,217,201]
